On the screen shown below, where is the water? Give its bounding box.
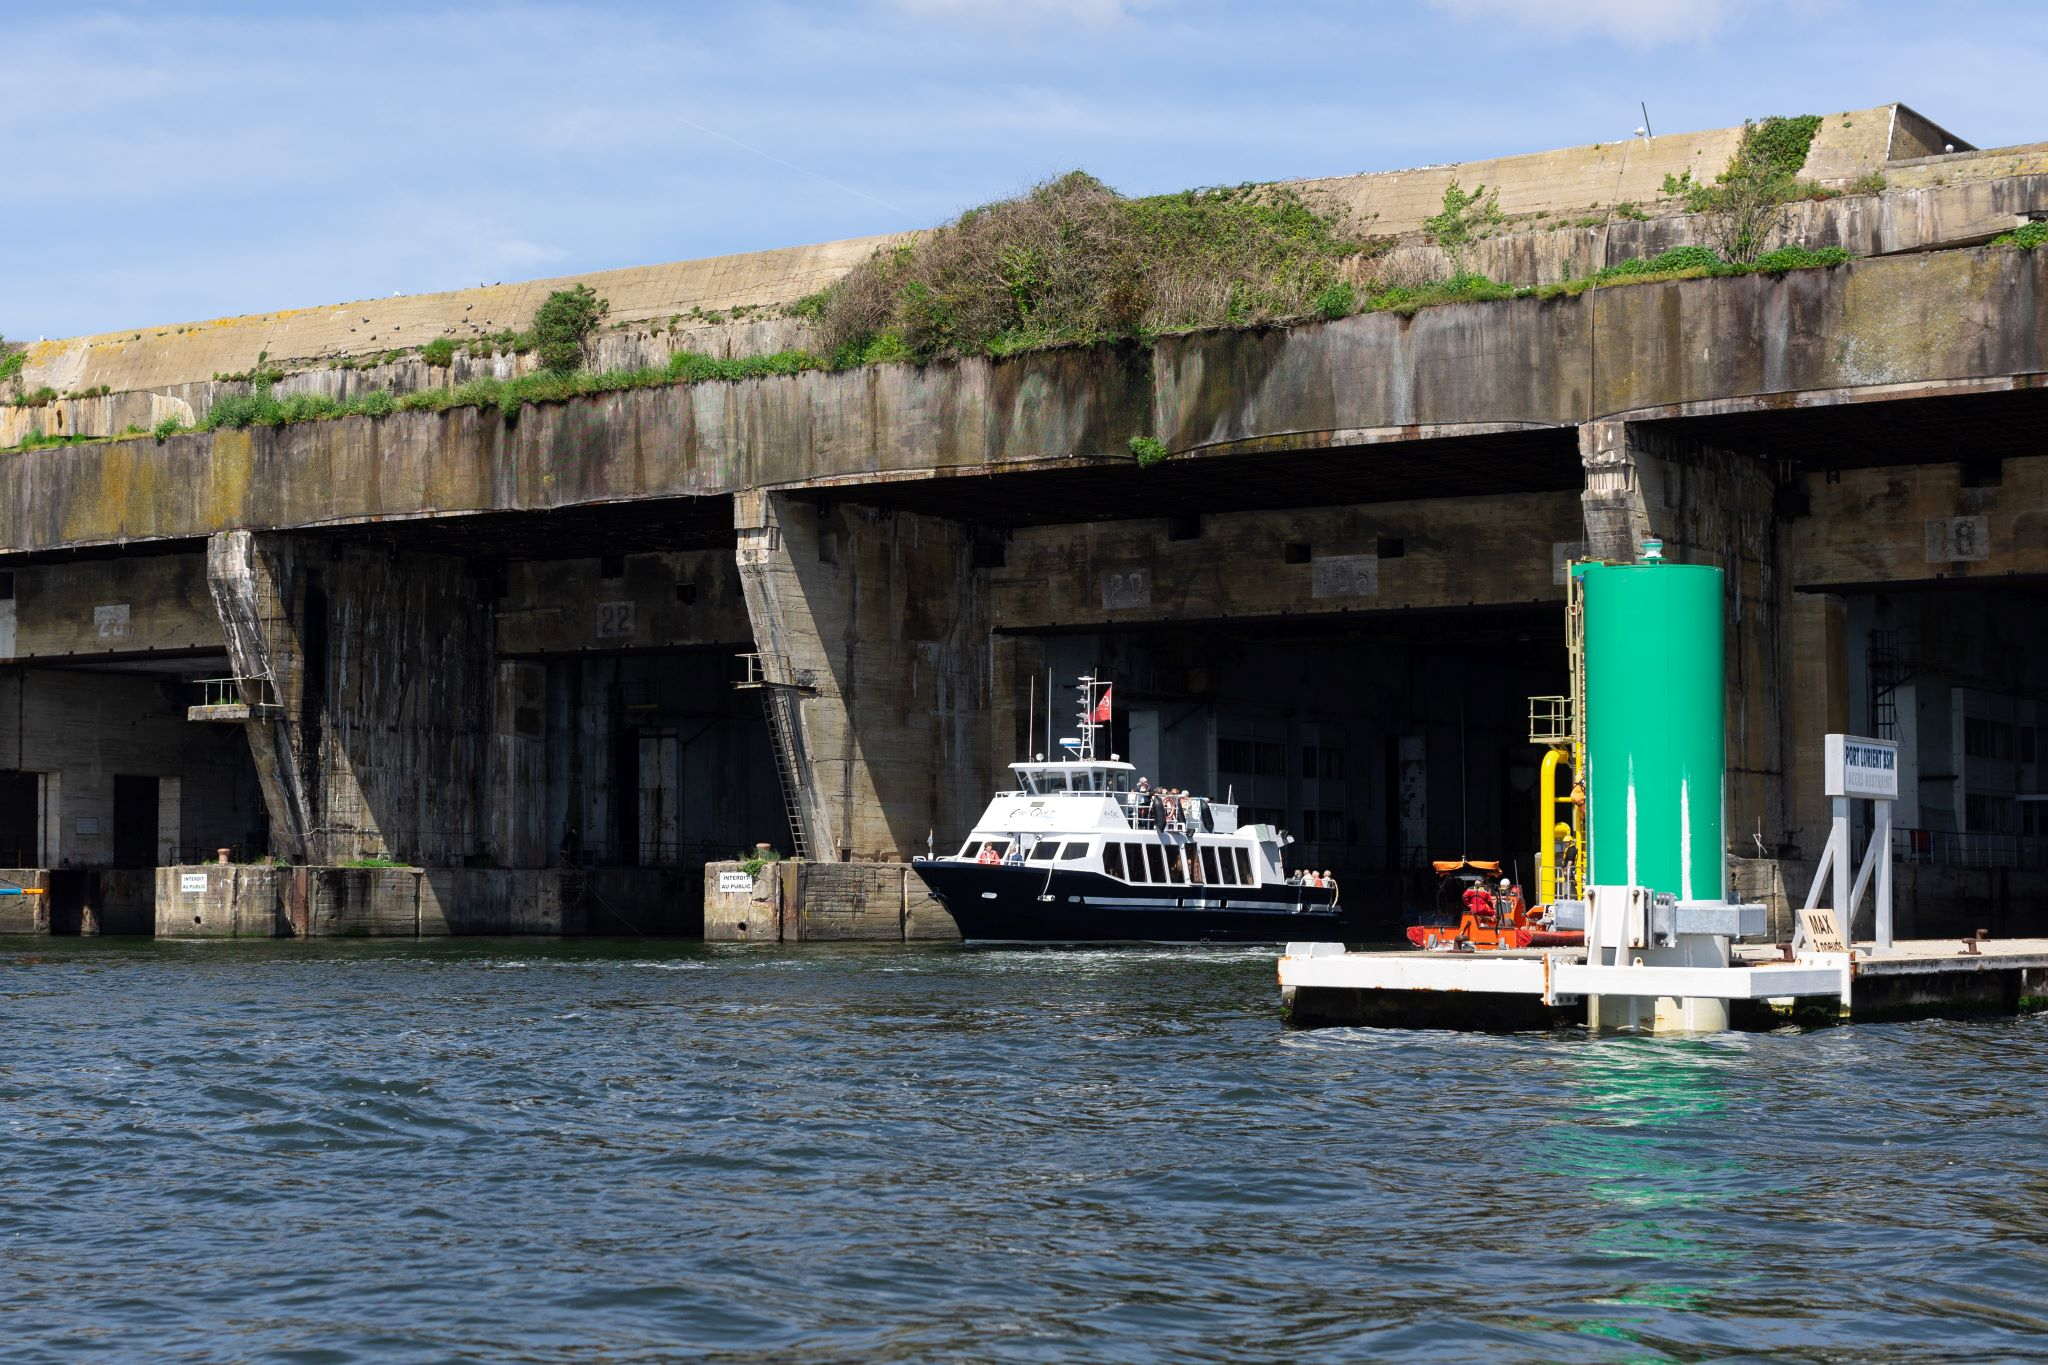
[2,939,2045,1363]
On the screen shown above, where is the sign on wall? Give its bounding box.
[1310,555,1378,599]
[1102,569,1151,611]
[1924,517,1989,563]
[180,872,209,894]
[718,870,756,894]
[94,604,131,639]
[1823,733,1899,800]
[596,601,636,639]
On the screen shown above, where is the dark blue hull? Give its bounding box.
[914,861,1362,944]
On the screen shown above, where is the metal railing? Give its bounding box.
[1527,696,1572,746]
[1893,826,2048,869]
[191,676,281,710]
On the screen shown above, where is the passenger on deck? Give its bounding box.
[1004,844,1025,866]
[1322,870,1338,898]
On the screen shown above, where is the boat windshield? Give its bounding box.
[1011,764,1134,795]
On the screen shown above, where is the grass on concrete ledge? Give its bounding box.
[0,245,1860,456]
[1994,221,2048,249]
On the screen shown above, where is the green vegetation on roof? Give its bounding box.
[816,171,1376,364]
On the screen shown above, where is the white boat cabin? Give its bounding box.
[949,759,1295,890]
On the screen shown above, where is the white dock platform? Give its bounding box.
[1280,938,2048,1032]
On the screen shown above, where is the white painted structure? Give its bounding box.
[1798,734,1899,951]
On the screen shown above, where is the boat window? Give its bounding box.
[1144,844,1166,882]
[985,840,1011,860]
[1102,844,1124,878]
[1234,847,1253,883]
[1120,843,1142,881]
[1029,840,1059,861]
[960,841,981,859]
[1169,849,1188,884]
[1200,847,1219,883]
[1060,841,1090,861]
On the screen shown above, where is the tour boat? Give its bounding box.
[913,677,1368,944]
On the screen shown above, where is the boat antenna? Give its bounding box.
[1026,673,1035,762]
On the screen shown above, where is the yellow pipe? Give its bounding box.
[1538,748,1567,904]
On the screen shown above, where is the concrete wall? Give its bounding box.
[1785,455,2048,588]
[0,870,50,934]
[495,549,752,657]
[703,859,957,942]
[989,494,1584,632]
[155,862,699,937]
[0,669,265,868]
[156,865,286,938]
[736,492,990,862]
[0,554,217,660]
[11,245,2045,559]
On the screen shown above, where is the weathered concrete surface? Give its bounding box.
[0,871,51,934]
[0,554,217,660]
[736,492,989,863]
[990,494,1584,632]
[1785,455,2048,587]
[156,865,286,938]
[7,247,2044,560]
[496,550,753,656]
[703,859,957,942]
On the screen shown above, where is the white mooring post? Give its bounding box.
[1797,734,1899,953]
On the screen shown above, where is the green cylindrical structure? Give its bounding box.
[1580,560,1724,901]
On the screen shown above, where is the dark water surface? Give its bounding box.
[3,939,2046,1363]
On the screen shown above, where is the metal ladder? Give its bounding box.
[737,653,810,860]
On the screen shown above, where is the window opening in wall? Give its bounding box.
[1167,515,1202,541]
[1284,543,1311,565]
[0,573,12,600]
[601,555,625,580]
[1376,537,1405,559]
[675,583,698,604]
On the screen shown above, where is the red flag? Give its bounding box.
[1092,686,1113,722]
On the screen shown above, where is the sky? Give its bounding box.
[3,0,2045,341]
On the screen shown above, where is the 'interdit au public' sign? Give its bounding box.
[1824,733,1899,800]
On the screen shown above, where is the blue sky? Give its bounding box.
[3,0,2043,341]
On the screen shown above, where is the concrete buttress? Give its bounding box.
[205,532,316,862]
[734,490,991,862]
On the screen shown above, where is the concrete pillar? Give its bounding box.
[1787,592,1850,860]
[486,661,547,867]
[205,532,495,867]
[206,531,316,861]
[1579,419,1667,563]
[734,490,991,862]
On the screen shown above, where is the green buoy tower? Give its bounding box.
[1579,552,1725,901]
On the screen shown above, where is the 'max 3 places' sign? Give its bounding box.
[1824,734,1899,800]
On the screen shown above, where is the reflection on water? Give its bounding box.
[1,938,2045,1362]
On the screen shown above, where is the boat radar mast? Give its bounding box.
[1059,676,1112,761]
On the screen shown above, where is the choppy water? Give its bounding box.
[2,939,2046,1362]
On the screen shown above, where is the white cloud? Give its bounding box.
[1428,0,1756,44]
